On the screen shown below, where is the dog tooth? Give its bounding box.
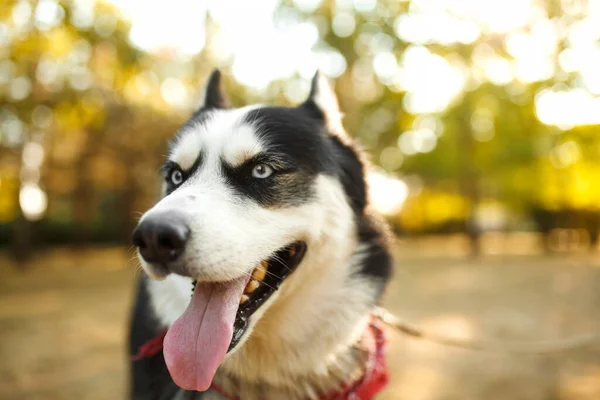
[252,265,267,281]
[240,295,249,304]
[245,279,259,294]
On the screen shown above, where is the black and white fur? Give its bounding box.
[129,70,393,400]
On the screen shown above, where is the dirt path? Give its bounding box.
[1,247,599,399]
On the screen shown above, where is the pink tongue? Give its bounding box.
[163,276,247,391]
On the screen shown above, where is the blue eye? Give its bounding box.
[170,169,183,185]
[252,164,273,179]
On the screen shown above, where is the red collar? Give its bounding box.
[132,316,389,400]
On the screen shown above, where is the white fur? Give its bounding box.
[170,122,205,171]
[169,106,263,172]
[147,274,193,326]
[311,72,344,134]
[312,73,339,118]
[140,106,379,396]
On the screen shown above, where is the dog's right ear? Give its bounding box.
[301,71,344,133]
[198,70,230,110]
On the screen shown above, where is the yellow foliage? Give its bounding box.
[44,26,76,58]
[80,96,105,126]
[11,35,43,60]
[565,163,600,210]
[535,160,600,210]
[399,190,469,231]
[54,101,83,131]
[0,175,19,223]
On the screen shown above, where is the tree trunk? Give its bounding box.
[458,99,481,257]
[11,214,32,265]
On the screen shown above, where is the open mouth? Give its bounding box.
[162,241,307,391]
[229,241,307,351]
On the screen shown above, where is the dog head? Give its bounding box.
[134,70,349,282]
[132,70,384,391]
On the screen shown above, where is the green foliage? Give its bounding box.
[1,0,600,246]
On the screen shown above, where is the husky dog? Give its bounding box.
[130,70,393,400]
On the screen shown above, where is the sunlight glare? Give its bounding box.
[293,0,323,13]
[372,51,398,82]
[160,78,190,109]
[394,14,480,45]
[396,46,466,114]
[19,183,47,221]
[111,0,207,55]
[22,142,45,169]
[446,0,535,34]
[506,31,556,83]
[35,0,64,31]
[332,12,356,37]
[367,171,409,215]
[106,0,600,127]
[536,88,600,127]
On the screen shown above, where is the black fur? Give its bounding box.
[222,151,316,208]
[356,217,393,293]
[327,135,367,214]
[174,70,230,144]
[199,70,230,110]
[327,133,392,291]
[129,278,186,400]
[301,72,332,121]
[217,106,337,207]
[162,154,204,196]
[129,71,393,399]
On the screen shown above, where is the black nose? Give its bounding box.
[132,211,190,264]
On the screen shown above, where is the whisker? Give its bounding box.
[231,267,278,291]
[260,260,295,281]
[251,264,288,280]
[270,254,293,273]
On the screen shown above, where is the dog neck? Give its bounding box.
[213,212,381,399]
[211,329,371,400]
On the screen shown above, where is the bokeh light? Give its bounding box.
[0,0,597,255]
[368,171,409,215]
[19,183,47,221]
[1,1,600,400]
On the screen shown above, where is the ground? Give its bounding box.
[1,238,599,400]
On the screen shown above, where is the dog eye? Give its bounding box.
[170,169,183,185]
[251,164,273,179]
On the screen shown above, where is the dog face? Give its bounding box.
[135,72,343,283]
[133,70,363,363]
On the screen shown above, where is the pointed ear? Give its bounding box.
[302,71,343,132]
[198,69,230,109]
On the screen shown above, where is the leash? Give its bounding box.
[373,306,600,354]
[132,309,600,400]
[132,308,600,362]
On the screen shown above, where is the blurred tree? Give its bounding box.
[1,0,600,260]
[0,0,199,259]
[275,0,600,253]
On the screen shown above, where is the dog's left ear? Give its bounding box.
[198,69,231,110]
[302,71,343,132]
